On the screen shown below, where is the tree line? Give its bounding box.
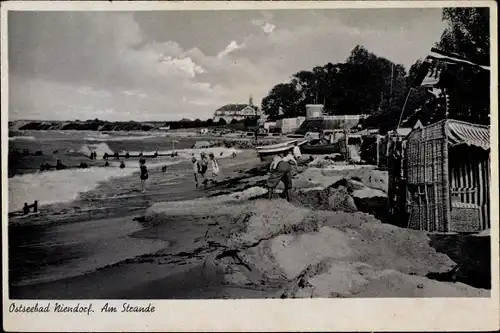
[164,117,259,130]
[260,7,490,132]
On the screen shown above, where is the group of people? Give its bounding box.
[136,151,222,193]
[39,159,89,171]
[102,151,179,160]
[266,142,306,202]
[191,152,220,188]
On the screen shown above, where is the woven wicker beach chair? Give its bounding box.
[449,187,482,233]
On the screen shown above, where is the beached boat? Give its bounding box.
[300,139,340,155]
[256,140,308,161]
[255,139,298,151]
[287,133,305,138]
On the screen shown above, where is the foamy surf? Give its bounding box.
[8,136,37,141]
[83,131,176,142]
[79,143,113,157]
[8,160,181,213]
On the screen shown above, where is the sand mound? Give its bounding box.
[270,226,353,279]
[295,165,388,193]
[226,199,311,249]
[143,175,486,297]
[205,201,474,297]
[292,177,387,217]
[282,259,488,298]
[146,187,268,218]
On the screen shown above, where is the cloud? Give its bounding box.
[251,18,276,34]
[78,86,112,98]
[9,9,447,121]
[217,40,244,59]
[262,23,276,34]
[160,56,205,77]
[123,90,148,99]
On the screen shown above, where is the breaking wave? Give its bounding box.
[8,160,181,213]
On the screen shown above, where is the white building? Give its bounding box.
[263,121,277,130]
[213,103,262,123]
[277,116,306,134]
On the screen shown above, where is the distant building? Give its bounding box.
[306,104,324,118]
[213,98,262,123]
[263,121,277,131]
[295,114,369,135]
[277,117,306,134]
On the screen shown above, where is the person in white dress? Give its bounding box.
[209,153,220,179]
[293,142,302,159]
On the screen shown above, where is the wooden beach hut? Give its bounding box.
[404,119,490,233]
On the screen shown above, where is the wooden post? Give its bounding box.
[444,88,449,119]
[33,200,38,213]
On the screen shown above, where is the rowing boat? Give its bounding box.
[256,140,308,161]
[255,139,298,151]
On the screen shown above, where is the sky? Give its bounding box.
[9,8,448,121]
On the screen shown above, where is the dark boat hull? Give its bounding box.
[300,144,338,154]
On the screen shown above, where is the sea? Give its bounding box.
[8,130,239,213]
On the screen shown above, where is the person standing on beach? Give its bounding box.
[283,150,299,177]
[55,159,67,170]
[197,153,209,186]
[209,153,220,180]
[293,142,302,160]
[192,156,200,188]
[267,153,292,202]
[139,158,148,193]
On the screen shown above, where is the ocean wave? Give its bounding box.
[84,131,178,142]
[85,135,161,142]
[8,136,37,141]
[79,143,113,157]
[8,160,181,213]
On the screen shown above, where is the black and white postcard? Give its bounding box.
[2,1,498,331]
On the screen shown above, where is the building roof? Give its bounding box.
[351,129,380,136]
[216,104,255,112]
[389,127,413,137]
[447,119,490,150]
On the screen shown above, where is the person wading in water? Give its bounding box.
[139,158,148,193]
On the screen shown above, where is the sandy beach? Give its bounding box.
[9,149,490,299]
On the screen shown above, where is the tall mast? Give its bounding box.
[389,63,394,111]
